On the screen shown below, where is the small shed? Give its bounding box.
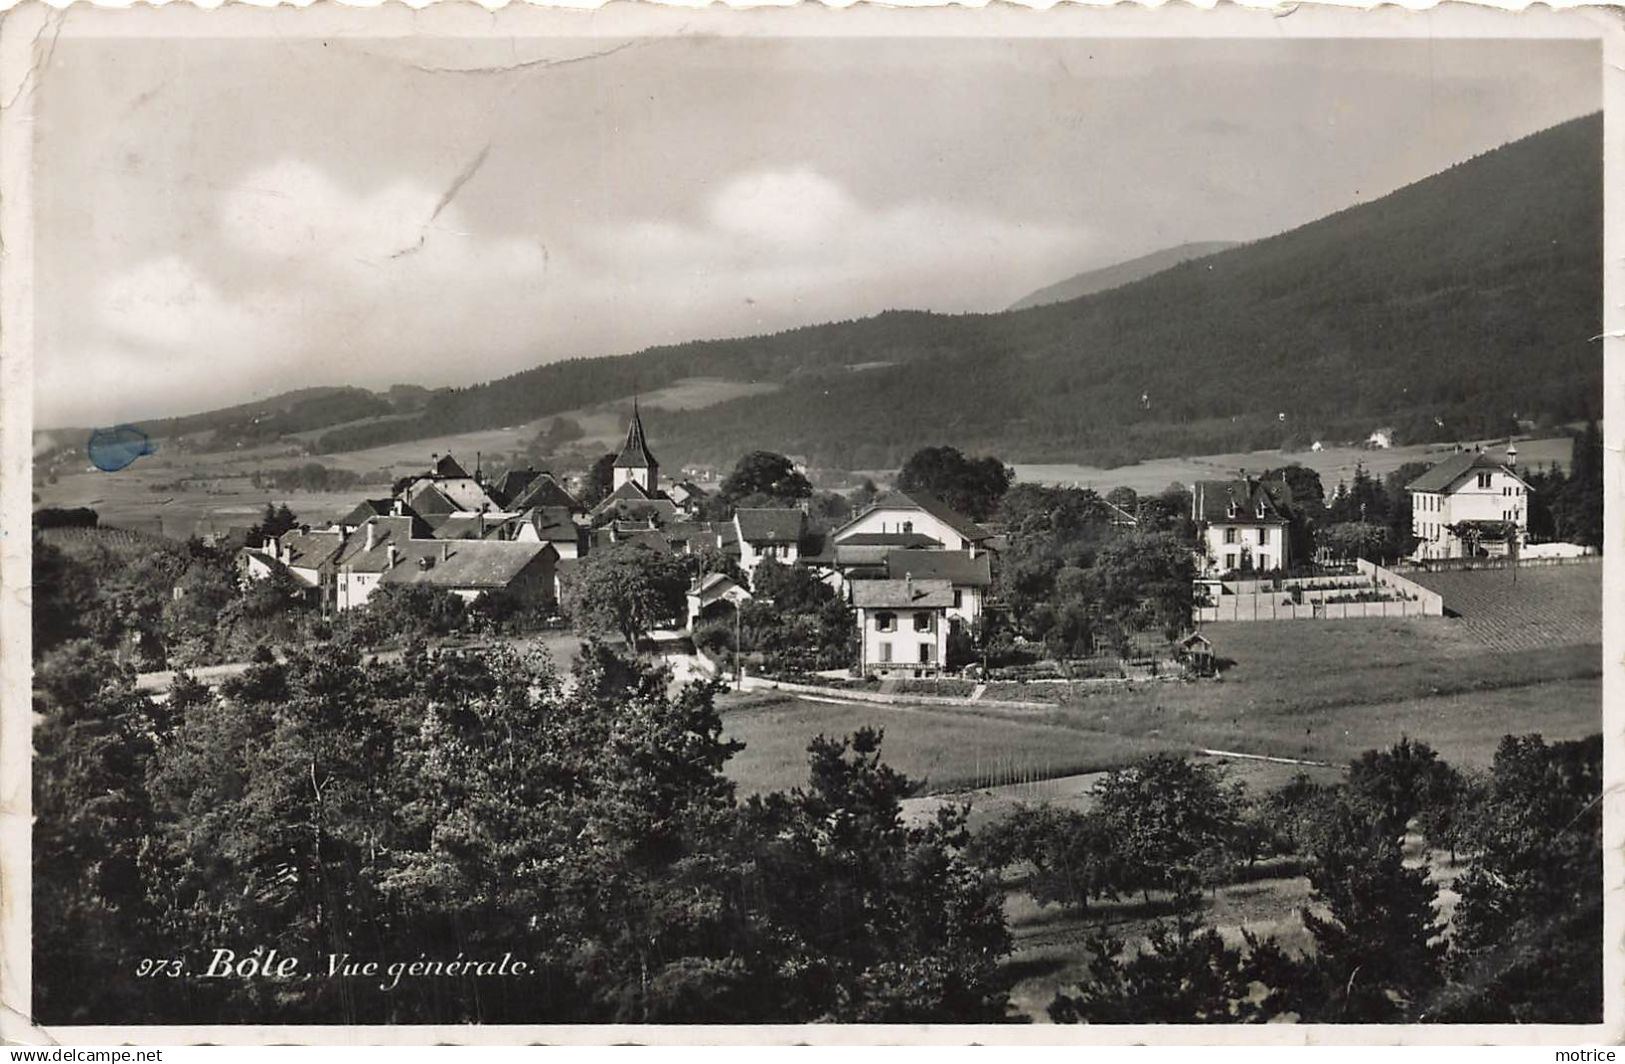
[1177,631,1217,676]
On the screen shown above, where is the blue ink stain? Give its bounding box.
[87,425,156,472]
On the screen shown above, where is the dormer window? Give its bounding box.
[1226,501,1237,519]
[1255,502,1266,519]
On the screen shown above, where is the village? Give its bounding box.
[213,404,1598,700]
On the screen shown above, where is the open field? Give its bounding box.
[718,692,1173,798]
[1011,434,1574,495]
[293,377,781,477]
[33,376,775,537]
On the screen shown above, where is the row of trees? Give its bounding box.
[978,735,1601,1023]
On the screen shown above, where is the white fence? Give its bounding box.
[1194,560,1443,623]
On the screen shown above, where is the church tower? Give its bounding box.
[612,399,659,493]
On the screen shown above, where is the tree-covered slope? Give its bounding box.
[647,113,1600,469]
[1008,241,1241,311]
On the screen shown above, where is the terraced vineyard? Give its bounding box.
[1406,559,1602,651]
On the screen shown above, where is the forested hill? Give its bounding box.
[1007,241,1241,310]
[313,113,1599,470]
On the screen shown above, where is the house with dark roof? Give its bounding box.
[1406,445,1532,560]
[666,479,710,515]
[332,516,555,610]
[336,498,397,531]
[884,548,992,628]
[1192,477,1292,575]
[509,471,585,515]
[686,572,752,631]
[239,528,349,610]
[851,577,954,677]
[733,508,807,583]
[507,505,585,558]
[396,452,503,514]
[832,489,992,552]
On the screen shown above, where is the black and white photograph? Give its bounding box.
[3,2,1618,1043]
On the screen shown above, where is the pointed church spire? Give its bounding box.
[614,398,657,471]
[612,398,659,493]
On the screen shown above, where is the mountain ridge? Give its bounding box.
[1007,241,1242,311]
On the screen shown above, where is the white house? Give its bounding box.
[1191,477,1292,575]
[882,548,991,629]
[333,516,557,610]
[832,490,992,552]
[852,577,954,678]
[734,508,806,583]
[1406,447,1532,560]
[686,572,752,631]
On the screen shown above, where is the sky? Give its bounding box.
[33,35,1599,428]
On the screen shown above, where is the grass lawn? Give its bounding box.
[1035,617,1600,769]
[718,693,1173,797]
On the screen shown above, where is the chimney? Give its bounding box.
[440,541,450,563]
[968,542,978,560]
[386,544,399,570]
[364,522,377,552]
[392,498,404,516]
[905,572,914,600]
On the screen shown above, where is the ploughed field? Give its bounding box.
[1406,558,1601,652]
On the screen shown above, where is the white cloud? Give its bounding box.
[49,162,1082,425]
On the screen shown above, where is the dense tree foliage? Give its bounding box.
[1434,735,1602,1022]
[716,451,813,509]
[895,446,1013,521]
[32,630,1012,1023]
[984,739,1600,1025]
[696,560,854,674]
[992,485,1198,656]
[559,540,688,648]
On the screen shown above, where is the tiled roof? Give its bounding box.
[279,530,345,570]
[424,514,506,541]
[433,454,470,479]
[523,506,581,544]
[689,572,749,608]
[511,473,582,513]
[884,548,992,588]
[1405,451,1528,493]
[408,483,459,516]
[840,489,989,543]
[613,402,658,470]
[835,531,943,548]
[492,469,540,508]
[734,507,805,545]
[851,578,955,609]
[338,499,395,527]
[378,539,554,590]
[1193,479,1289,526]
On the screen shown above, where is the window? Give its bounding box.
[952,589,963,609]
[875,612,895,632]
[902,521,914,534]
[920,642,934,664]
[913,612,932,632]
[1224,553,1237,570]
[1258,528,1271,546]
[878,642,892,663]
[1223,528,1238,544]
[1478,472,1492,489]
